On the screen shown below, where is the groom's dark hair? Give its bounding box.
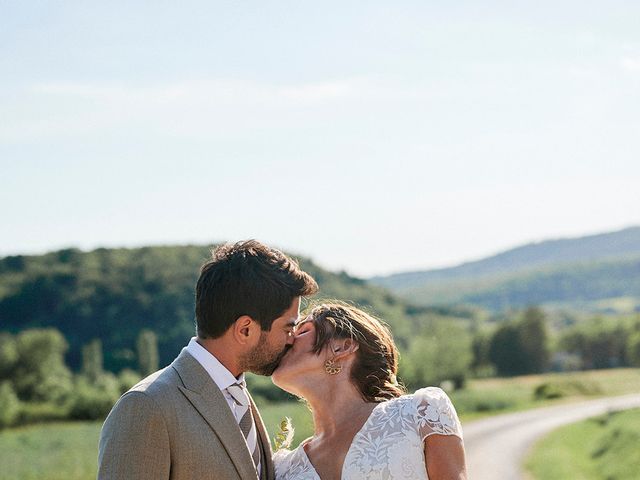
[195,239,318,338]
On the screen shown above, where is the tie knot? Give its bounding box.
[227,382,249,407]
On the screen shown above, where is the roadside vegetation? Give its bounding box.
[525,408,640,480]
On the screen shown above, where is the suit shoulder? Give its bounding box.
[128,365,178,393]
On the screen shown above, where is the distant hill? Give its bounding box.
[0,245,465,372]
[370,226,640,312]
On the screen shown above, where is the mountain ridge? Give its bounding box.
[369,226,640,312]
[371,226,640,288]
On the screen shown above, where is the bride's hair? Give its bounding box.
[306,302,406,402]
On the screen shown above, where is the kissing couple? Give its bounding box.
[98,240,467,480]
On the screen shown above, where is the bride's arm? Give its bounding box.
[424,434,467,480]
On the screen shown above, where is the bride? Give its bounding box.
[271,303,467,480]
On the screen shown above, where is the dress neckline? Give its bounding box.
[299,400,387,480]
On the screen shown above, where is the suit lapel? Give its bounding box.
[172,349,258,480]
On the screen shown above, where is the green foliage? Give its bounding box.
[449,388,518,413]
[626,331,640,367]
[69,373,121,420]
[0,333,18,379]
[136,329,159,376]
[0,245,468,374]
[400,319,472,389]
[489,307,550,376]
[12,329,73,403]
[519,307,550,372]
[533,380,602,400]
[0,382,20,429]
[560,317,630,369]
[116,368,141,394]
[470,329,493,374]
[375,228,640,312]
[17,402,70,425]
[81,339,103,383]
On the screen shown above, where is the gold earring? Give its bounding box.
[324,358,342,375]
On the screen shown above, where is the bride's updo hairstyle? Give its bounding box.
[307,302,406,402]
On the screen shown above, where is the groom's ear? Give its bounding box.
[331,338,359,359]
[233,315,260,345]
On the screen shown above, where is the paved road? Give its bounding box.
[462,393,640,480]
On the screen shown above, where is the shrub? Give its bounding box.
[449,389,518,414]
[0,382,20,429]
[117,368,141,394]
[533,380,602,401]
[17,402,70,425]
[69,373,121,420]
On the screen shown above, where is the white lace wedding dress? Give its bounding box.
[273,387,463,480]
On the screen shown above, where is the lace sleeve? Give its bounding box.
[412,387,463,441]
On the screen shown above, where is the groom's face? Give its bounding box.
[242,297,300,376]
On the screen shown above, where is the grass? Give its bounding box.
[0,401,313,480]
[0,422,100,480]
[455,367,640,421]
[1,368,638,479]
[525,408,640,480]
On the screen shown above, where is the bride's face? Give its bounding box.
[271,316,324,392]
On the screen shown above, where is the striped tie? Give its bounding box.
[226,381,261,477]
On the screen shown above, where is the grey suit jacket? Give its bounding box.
[98,348,275,480]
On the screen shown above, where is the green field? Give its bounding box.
[525,408,640,480]
[455,367,640,420]
[1,368,638,480]
[0,401,313,480]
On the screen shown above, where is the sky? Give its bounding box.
[2,1,639,277]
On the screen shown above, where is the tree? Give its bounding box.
[627,331,640,367]
[519,306,550,373]
[81,339,104,383]
[489,307,550,376]
[0,333,18,379]
[471,330,493,374]
[12,329,72,403]
[560,317,629,369]
[489,322,523,376]
[401,320,472,389]
[136,329,159,377]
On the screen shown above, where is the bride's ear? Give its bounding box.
[330,338,359,360]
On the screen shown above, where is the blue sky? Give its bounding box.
[2,1,639,276]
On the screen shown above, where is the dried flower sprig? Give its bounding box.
[273,417,295,450]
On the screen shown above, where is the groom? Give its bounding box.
[98,240,318,480]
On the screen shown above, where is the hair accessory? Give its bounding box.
[324,358,342,375]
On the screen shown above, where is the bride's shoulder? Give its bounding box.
[389,387,463,439]
[388,386,453,408]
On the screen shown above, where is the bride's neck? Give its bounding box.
[304,381,373,437]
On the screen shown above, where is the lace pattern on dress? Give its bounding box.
[274,387,463,480]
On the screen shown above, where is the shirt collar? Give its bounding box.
[185,337,245,392]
